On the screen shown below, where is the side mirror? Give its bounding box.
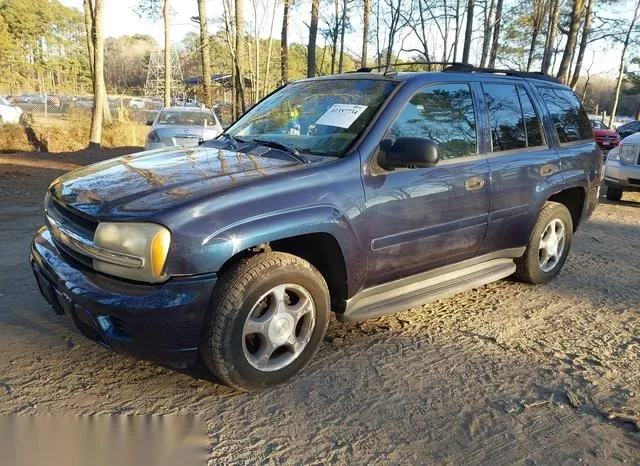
[146,120,154,126]
[380,137,440,169]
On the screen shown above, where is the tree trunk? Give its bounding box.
[264,0,277,90]
[307,0,319,77]
[362,0,370,67]
[453,0,462,61]
[88,0,105,149]
[541,0,559,74]
[197,0,213,107]
[235,0,246,116]
[163,0,171,107]
[462,0,475,64]
[488,0,503,67]
[556,0,585,83]
[609,0,640,127]
[82,0,94,78]
[331,0,339,73]
[526,28,540,71]
[480,0,496,67]
[281,0,290,84]
[570,0,594,89]
[338,0,347,72]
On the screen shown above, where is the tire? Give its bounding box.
[514,201,573,284]
[201,252,330,391]
[606,186,623,201]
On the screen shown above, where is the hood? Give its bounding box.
[593,128,619,138]
[49,145,304,218]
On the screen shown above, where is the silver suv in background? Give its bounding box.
[146,106,223,150]
[604,132,640,201]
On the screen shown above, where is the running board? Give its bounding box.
[337,258,516,322]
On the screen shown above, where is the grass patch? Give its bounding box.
[0,115,147,153]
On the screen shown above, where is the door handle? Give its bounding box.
[539,164,555,176]
[465,176,485,191]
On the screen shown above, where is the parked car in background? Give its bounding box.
[616,120,640,140]
[128,98,149,109]
[590,119,620,153]
[31,66,601,391]
[603,132,640,201]
[145,106,223,149]
[0,96,23,124]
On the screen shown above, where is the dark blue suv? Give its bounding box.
[31,66,601,390]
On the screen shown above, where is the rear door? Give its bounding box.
[478,80,563,254]
[363,82,491,286]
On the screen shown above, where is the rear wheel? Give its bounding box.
[201,252,329,391]
[606,186,623,201]
[515,201,573,284]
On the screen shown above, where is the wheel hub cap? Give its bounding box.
[538,218,566,273]
[242,283,316,372]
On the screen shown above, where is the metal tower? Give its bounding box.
[144,50,185,99]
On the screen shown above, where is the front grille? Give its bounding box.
[47,195,98,238]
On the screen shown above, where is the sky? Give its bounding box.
[59,0,628,77]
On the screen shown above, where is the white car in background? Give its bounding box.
[146,106,223,150]
[0,96,23,124]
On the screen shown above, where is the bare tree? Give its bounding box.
[339,0,349,72]
[263,0,278,90]
[480,0,497,67]
[541,0,559,74]
[570,0,595,88]
[308,0,320,76]
[526,0,547,71]
[462,0,475,64]
[362,0,370,67]
[88,0,106,149]
[163,0,171,106]
[609,0,640,127]
[197,0,212,107]
[556,0,585,83]
[235,0,246,114]
[488,0,503,67]
[281,0,290,83]
[83,0,95,77]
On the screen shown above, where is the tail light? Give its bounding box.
[147,129,160,142]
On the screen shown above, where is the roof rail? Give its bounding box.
[352,61,561,84]
[442,63,562,83]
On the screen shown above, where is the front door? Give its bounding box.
[363,82,490,287]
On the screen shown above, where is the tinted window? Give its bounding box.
[517,86,544,147]
[539,88,592,142]
[389,83,477,160]
[484,84,526,151]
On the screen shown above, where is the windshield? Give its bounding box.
[591,120,609,130]
[158,110,216,126]
[226,78,398,156]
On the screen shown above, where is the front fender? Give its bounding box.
[167,204,366,295]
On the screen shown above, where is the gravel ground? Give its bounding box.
[1,150,639,465]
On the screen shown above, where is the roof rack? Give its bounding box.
[353,61,561,84]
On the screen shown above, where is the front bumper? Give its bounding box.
[30,227,217,366]
[604,160,640,192]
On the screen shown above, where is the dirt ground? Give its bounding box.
[1,150,639,465]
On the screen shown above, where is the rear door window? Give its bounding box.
[483,83,545,152]
[539,87,592,143]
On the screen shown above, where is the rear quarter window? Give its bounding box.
[539,87,593,143]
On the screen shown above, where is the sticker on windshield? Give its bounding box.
[315,104,368,128]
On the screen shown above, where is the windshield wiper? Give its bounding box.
[217,132,244,150]
[251,138,309,164]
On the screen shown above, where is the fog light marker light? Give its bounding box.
[97,316,113,332]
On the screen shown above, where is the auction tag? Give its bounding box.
[315,104,368,128]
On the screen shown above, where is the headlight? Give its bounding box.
[607,147,620,162]
[619,143,639,165]
[93,222,171,283]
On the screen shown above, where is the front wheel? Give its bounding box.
[515,201,573,284]
[201,252,330,391]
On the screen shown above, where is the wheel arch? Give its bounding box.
[547,185,586,231]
